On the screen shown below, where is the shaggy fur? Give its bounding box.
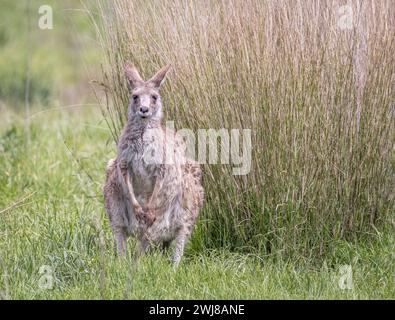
[103,63,204,266]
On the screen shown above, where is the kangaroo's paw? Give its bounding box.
[119,158,128,170]
[135,205,156,227]
[134,205,145,220]
[143,208,156,227]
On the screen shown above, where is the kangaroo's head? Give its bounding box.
[124,62,171,122]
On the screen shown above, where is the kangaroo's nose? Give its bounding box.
[140,106,149,114]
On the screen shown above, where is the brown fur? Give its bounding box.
[103,63,204,266]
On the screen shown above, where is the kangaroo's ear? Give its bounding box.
[124,62,144,88]
[148,64,171,88]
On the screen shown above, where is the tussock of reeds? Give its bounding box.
[93,0,395,259]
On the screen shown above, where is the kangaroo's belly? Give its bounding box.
[128,158,156,204]
[129,161,184,242]
[146,198,184,242]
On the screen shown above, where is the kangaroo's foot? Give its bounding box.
[172,232,188,268]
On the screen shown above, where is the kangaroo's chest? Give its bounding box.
[127,132,164,201]
[129,153,156,197]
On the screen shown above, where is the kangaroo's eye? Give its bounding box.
[132,94,139,101]
[151,95,158,102]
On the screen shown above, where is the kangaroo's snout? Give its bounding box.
[139,105,150,118]
[140,106,149,113]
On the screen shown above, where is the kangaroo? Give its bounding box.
[103,63,204,266]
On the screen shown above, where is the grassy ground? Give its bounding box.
[0,108,393,299]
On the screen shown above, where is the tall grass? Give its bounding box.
[93,0,395,260]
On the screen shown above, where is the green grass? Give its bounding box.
[0,0,100,107]
[0,108,393,299]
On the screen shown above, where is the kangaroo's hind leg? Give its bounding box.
[114,227,127,256]
[172,230,190,267]
[104,181,130,257]
[108,199,129,256]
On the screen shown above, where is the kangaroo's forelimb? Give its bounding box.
[118,158,155,226]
